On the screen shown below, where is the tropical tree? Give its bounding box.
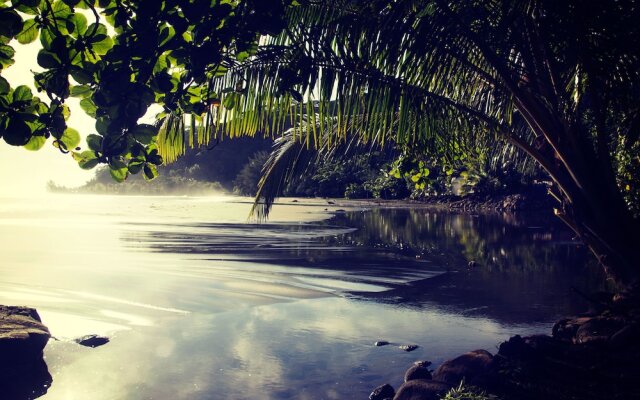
[184,0,639,288]
[1,0,639,289]
[0,0,292,178]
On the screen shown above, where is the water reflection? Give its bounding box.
[132,208,603,324]
[44,298,551,400]
[0,196,604,399]
[0,358,51,400]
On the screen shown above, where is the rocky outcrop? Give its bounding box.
[369,383,395,400]
[393,380,451,400]
[432,349,494,386]
[0,305,52,399]
[403,361,432,382]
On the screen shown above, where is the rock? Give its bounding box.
[0,306,50,365]
[552,317,582,341]
[393,380,451,400]
[374,340,390,346]
[399,344,419,352]
[0,305,52,399]
[404,361,432,382]
[432,349,493,386]
[369,383,395,400]
[574,317,624,344]
[609,325,637,349]
[75,334,109,348]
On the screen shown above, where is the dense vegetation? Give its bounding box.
[1,0,639,288]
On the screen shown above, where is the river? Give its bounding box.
[0,194,601,399]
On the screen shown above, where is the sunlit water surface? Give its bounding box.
[0,194,601,399]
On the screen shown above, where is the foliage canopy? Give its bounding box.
[1,0,639,285]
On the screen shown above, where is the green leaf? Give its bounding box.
[2,117,32,146]
[69,67,93,84]
[80,98,97,117]
[69,13,88,37]
[24,134,46,151]
[132,123,157,144]
[110,166,128,182]
[70,84,92,98]
[0,76,9,95]
[143,163,158,181]
[128,160,144,174]
[72,150,99,169]
[12,85,33,102]
[236,51,250,62]
[95,116,109,135]
[60,127,81,150]
[91,36,113,55]
[222,93,237,110]
[86,133,101,150]
[0,9,24,38]
[85,22,107,38]
[0,44,16,69]
[37,50,61,68]
[16,18,39,44]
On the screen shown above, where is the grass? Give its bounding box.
[441,381,499,400]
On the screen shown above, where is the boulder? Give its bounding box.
[609,325,637,349]
[398,344,419,352]
[393,380,451,400]
[0,305,52,399]
[75,334,109,348]
[404,361,432,382]
[432,349,494,386]
[0,305,50,365]
[369,383,395,400]
[574,317,625,345]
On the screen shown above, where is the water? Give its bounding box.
[0,195,601,399]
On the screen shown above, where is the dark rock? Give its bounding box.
[432,349,493,386]
[369,383,395,400]
[0,305,52,399]
[609,325,637,349]
[399,344,419,352]
[75,334,109,348]
[393,380,451,400]
[574,317,624,344]
[498,335,535,360]
[404,361,432,382]
[374,340,390,346]
[0,306,50,364]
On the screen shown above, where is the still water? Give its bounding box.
[0,195,601,399]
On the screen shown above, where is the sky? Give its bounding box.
[0,41,96,197]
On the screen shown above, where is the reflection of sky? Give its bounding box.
[43,298,549,400]
[0,195,584,399]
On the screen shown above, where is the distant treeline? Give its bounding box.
[51,135,540,199]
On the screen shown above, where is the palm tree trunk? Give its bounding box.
[545,128,640,289]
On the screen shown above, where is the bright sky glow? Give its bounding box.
[0,38,161,197]
[0,41,96,197]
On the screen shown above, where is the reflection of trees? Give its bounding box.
[324,209,606,322]
[328,209,601,275]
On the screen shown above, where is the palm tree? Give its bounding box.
[159,0,640,288]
